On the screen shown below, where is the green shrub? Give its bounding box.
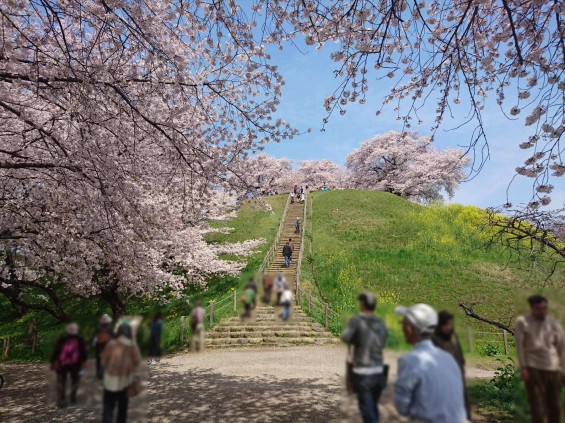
[481,342,500,357]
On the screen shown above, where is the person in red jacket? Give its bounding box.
[50,323,88,408]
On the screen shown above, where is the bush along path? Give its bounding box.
[205,198,338,348]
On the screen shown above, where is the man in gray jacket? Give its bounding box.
[342,292,388,423]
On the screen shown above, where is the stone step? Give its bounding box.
[214,322,323,330]
[205,337,339,347]
[210,323,319,333]
[224,317,319,325]
[207,330,333,339]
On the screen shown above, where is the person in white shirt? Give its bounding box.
[279,288,293,321]
[394,303,468,423]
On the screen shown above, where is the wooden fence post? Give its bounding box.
[179,316,184,345]
[233,289,237,312]
[209,302,214,326]
[502,330,509,355]
[324,303,329,329]
[3,337,10,359]
[466,327,473,353]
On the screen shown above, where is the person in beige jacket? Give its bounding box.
[515,295,565,423]
[101,323,142,423]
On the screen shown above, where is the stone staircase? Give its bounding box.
[205,306,338,348]
[205,196,338,349]
[265,200,306,287]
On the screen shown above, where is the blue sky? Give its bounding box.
[261,41,565,210]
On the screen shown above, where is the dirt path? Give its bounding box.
[0,346,497,423]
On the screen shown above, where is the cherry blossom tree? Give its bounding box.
[0,0,291,316]
[262,0,564,207]
[229,154,296,195]
[346,131,470,202]
[295,159,350,189]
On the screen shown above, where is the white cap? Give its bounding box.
[395,304,438,335]
[66,323,79,335]
[100,314,113,324]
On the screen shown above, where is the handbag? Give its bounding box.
[120,341,144,398]
[126,375,143,398]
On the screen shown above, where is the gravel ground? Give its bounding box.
[0,346,497,423]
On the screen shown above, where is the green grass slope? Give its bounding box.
[303,190,563,350]
[303,190,565,421]
[0,195,286,361]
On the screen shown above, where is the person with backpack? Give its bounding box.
[295,217,300,234]
[342,293,388,423]
[148,312,163,365]
[241,282,257,318]
[50,323,88,408]
[94,314,114,379]
[279,288,293,321]
[282,241,292,268]
[101,323,142,423]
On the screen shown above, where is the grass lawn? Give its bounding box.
[0,195,286,362]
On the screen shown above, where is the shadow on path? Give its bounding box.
[147,366,345,423]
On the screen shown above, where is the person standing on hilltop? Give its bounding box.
[515,295,565,423]
[342,292,388,423]
[432,311,471,420]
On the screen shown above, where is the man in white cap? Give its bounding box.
[394,304,468,423]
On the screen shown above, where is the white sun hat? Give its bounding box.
[395,303,438,335]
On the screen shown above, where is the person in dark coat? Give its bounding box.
[50,323,88,407]
[282,242,292,268]
[148,312,163,364]
[432,310,471,420]
[93,314,113,379]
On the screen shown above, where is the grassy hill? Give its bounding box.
[301,189,565,421]
[302,190,564,351]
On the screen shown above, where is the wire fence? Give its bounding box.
[258,194,291,274]
[178,289,242,347]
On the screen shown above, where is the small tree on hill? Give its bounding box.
[296,160,350,189]
[230,154,297,195]
[346,131,470,202]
